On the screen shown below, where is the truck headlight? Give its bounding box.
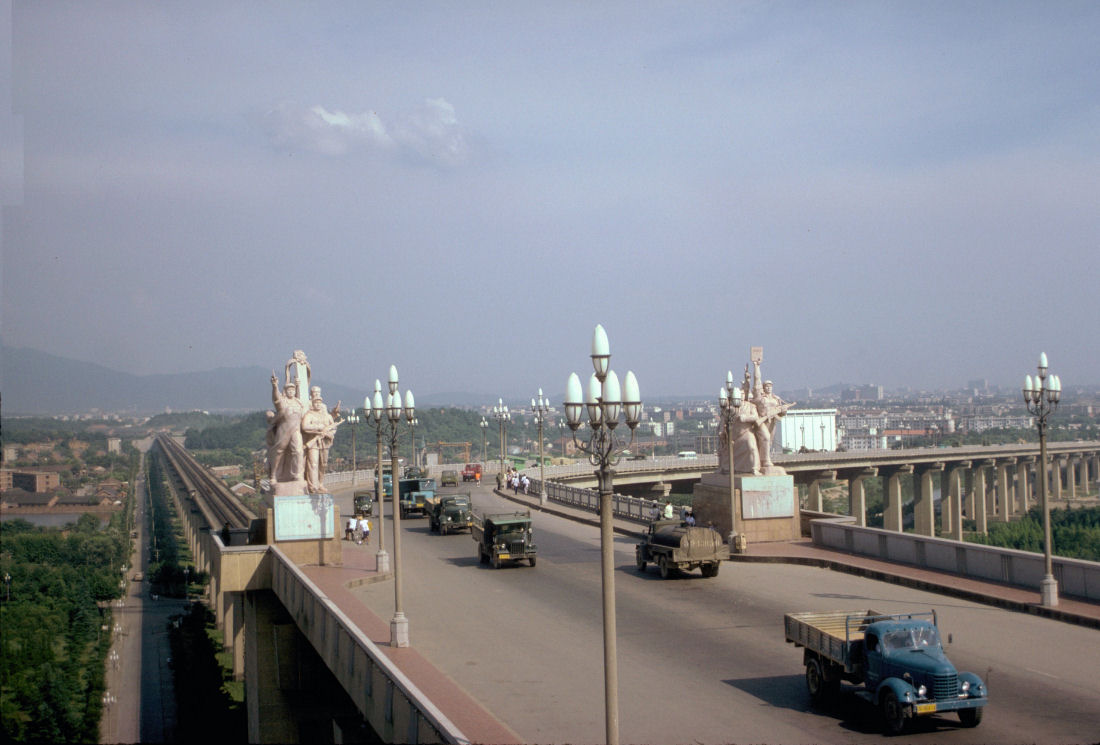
[961,681,970,693]
[917,685,927,698]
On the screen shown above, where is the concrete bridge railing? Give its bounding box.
[811,517,1100,603]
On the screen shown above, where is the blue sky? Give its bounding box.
[2,1,1098,402]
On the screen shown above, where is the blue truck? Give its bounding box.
[784,610,987,734]
[397,477,436,519]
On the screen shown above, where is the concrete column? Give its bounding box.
[945,465,965,541]
[1053,457,1064,502]
[914,465,942,537]
[996,459,1014,522]
[1016,460,1032,513]
[1067,457,1077,499]
[976,464,994,534]
[846,468,877,528]
[809,479,823,512]
[882,465,912,533]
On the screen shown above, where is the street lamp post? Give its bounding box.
[719,371,745,550]
[480,417,489,466]
[346,411,360,485]
[493,399,510,480]
[365,381,389,573]
[1023,352,1062,608]
[365,365,415,646]
[532,389,550,506]
[563,324,642,745]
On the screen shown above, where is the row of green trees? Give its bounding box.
[0,511,131,742]
[967,506,1100,561]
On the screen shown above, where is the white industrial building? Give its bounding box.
[778,409,838,452]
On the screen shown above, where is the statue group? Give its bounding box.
[719,349,794,476]
[266,350,343,495]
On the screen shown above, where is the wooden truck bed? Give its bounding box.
[784,610,883,668]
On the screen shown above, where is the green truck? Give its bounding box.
[352,490,374,517]
[472,511,537,568]
[426,493,473,535]
[784,609,987,734]
[397,477,436,518]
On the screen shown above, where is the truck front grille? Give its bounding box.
[933,673,958,700]
[509,540,527,555]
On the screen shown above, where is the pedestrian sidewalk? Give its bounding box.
[301,542,523,745]
[490,486,1100,630]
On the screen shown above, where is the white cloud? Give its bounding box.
[263,98,469,166]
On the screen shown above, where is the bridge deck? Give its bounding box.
[293,485,1099,745]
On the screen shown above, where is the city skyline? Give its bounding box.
[3,2,1098,400]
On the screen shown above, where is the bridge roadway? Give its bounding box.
[318,480,1100,744]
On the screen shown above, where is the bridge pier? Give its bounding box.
[913,464,942,537]
[841,468,877,528]
[996,459,1014,522]
[944,463,968,540]
[880,465,912,534]
[1016,458,1033,513]
[972,461,991,535]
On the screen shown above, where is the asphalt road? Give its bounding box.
[343,482,1100,745]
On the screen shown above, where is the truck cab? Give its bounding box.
[428,493,473,534]
[398,477,435,518]
[472,511,537,568]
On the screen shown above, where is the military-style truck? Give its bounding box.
[461,463,482,482]
[352,490,374,517]
[784,609,987,734]
[397,477,436,518]
[426,493,473,535]
[635,520,729,578]
[472,511,537,568]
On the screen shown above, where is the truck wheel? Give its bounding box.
[958,707,983,727]
[635,555,647,572]
[881,690,907,735]
[805,659,827,704]
[702,563,719,578]
[479,548,488,565]
[529,557,536,567]
[658,555,670,579]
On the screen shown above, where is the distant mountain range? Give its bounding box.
[0,344,371,415]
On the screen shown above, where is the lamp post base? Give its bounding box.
[376,549,390,574]
[390,612,409,648]
[1040,575,1059,608]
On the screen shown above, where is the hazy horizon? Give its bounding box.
[3,2,1097,401]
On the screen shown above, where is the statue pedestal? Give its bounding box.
[692,471,799,545]
[266,493,342,566]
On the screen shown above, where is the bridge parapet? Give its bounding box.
[268,546,469,744]
[811,517,1100,603]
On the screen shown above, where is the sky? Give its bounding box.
[2,0,1098,404]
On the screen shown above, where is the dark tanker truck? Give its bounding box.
[635,519,729,578]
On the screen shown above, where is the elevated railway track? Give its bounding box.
[153,433,264,545]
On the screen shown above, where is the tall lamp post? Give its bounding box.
[480,417,489,466]
[346,410,360,485]
[719,371,744,549]
[563,324,642,745]
[532,389,550,506]
[493,399,510,479]
[364,365,415,646]
[364,381,389,573]
[1023,352,1062,608]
